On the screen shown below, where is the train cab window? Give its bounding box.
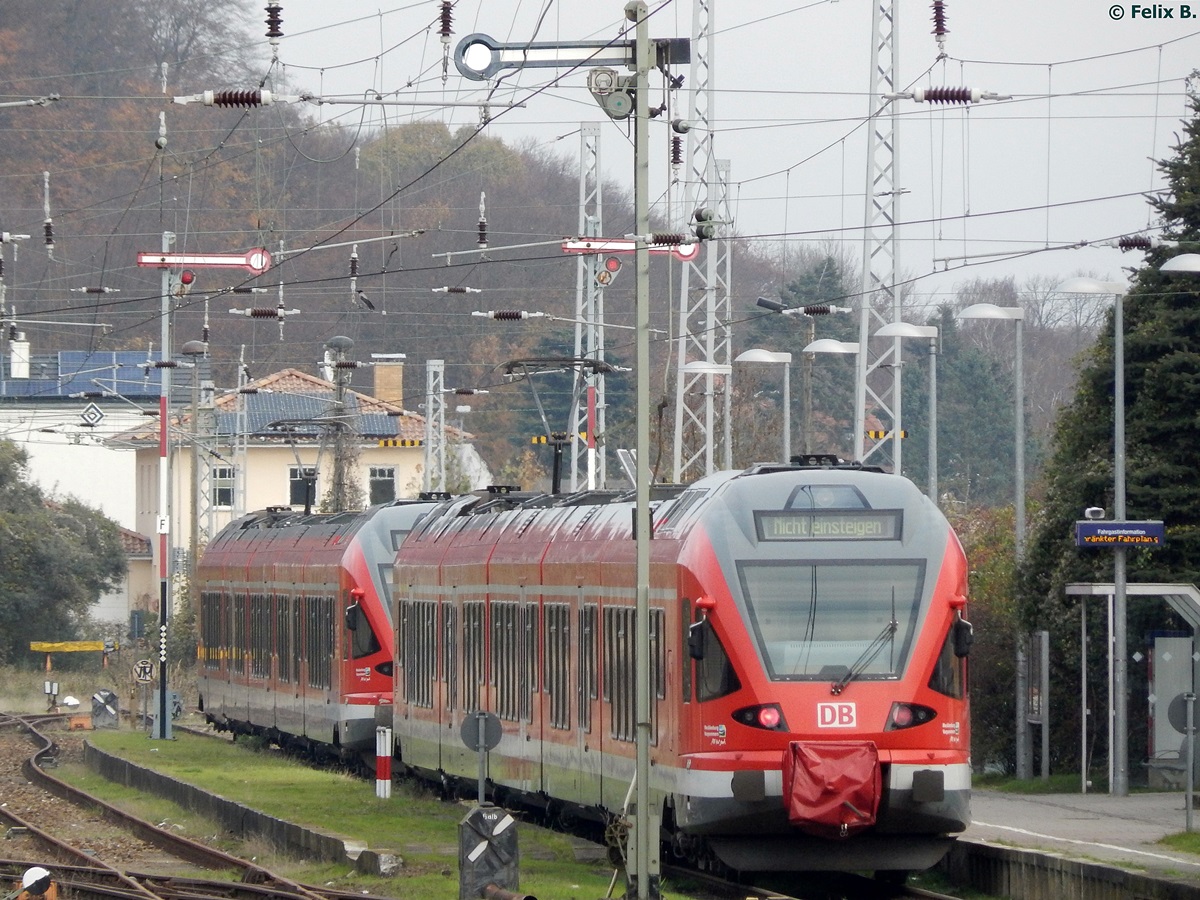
[346,601,381,659]
[928,625,966,699]
[692,617,741,702]
[738,560,923,682]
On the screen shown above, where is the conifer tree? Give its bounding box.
[1018,86,1200,772]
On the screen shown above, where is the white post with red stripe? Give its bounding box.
[376,726,392,799]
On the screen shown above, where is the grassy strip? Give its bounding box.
[69,724,632,900]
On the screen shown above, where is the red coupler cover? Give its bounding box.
[782,741,881,838]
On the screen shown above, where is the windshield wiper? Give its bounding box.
[830,616,897,695]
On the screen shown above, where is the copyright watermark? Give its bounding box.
[1109,3,1196,18]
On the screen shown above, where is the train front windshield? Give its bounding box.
[738,559,924,681]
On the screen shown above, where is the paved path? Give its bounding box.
[966,789,1200,878]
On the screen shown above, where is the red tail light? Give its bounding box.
[885,702,936,731]
[732,703,789,731]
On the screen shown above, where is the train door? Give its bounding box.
[541,597,577,804]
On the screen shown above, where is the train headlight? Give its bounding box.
[732,703,789,731]
[885,702,937,731]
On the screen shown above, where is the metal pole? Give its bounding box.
[1040,629,1050,780]
[1016,317,1030,780]
[630,3,652,897]
[1015,317,1026,557]
[154,230,173,741]
[1081,602,1088,792]
[1187,692,1195,831]
[477,710,487,806]
[1113,292,1129,796]
[927,335,937,505]
[782,359,791,464]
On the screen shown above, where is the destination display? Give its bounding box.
[756,509,902,541]
[1075,520,1165,547]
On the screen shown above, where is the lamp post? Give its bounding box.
[1060,276,1130,794]
[734,349,793,463]
[956,303,1028,777]
[875,322,939,504]
[801,340,860,457]
[180,340,208,590]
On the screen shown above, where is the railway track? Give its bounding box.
[0,712,969,900]
[0,713,351,900]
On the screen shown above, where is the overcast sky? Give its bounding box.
[264,1,1200,309]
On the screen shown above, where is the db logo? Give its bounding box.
[817,702,856,728]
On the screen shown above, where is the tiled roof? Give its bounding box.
[118,526,152,558]
[110,368,456,444]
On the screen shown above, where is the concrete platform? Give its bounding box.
[965,789,1200,877]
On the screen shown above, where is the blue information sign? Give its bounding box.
[1075,520,1165,547]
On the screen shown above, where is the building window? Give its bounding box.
[212,467,234,508]
[289,466,317,507]
[369,466,397,505]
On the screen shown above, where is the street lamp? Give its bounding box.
[802,340,860,456]
[734,349,793,463]
[1059,275,1130,794]
[874,322,939,504]
[956,303,1029,776]
[956,304,1026,549]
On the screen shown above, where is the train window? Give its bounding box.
[232,594,246,676]
[545,603,571,729]
[928,626,966,699]
[306,596,334,690]
[402,601,435,708]
[464,601,485,712]
[250,594,271,678]
[290,595,301,686]
[493,602,520,721]
[579,603,597,731]
[520,603,534,722]
[276,595,291,684]
[694,618,741,702]
[348,601,382,660]
[680,599,693,702]
[604,606,635,742]
[443,602,458,711]
[738,560,923,682]
[200,591,221,670]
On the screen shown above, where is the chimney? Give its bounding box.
[371,353,407,406]
[10,330,30,379]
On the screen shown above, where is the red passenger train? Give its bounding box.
[195,501,437,762]
[388,461,972,876]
